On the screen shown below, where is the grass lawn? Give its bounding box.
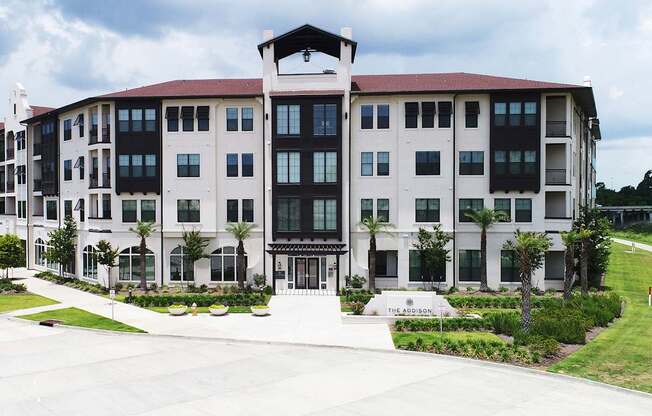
[0,293,59,313]
[549,243,652,393]
[19,307,145,333]
[392,331,504,349]
[147,305,253,314]
[612,223,652,245]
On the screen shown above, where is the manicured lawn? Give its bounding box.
[0,293,59,313]
[549,243,652,393]
[147,305,253,314]
[392,331,504,349]
[19,307,145,333]
[612,223,652,245]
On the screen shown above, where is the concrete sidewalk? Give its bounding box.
[612,237,652,252]
[5,269,394,350]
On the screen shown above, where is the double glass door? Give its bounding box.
[295,258,319,289]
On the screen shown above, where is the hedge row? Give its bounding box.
[128,293,266,307]
[445,295,561,309]
[0,278,27,294]
[35,271,107,295]
[402,336,540,364]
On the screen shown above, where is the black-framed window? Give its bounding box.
[361,152,373,176]
[276,104,300,135]
[459,151,484,175]
[313,151,337,183]
[494,102,506,126]
[64,160,72,181]
[77,199,85,222]
[145,109,156,132]
[313,199,337,231]
[361,105,373,129]
[166,107,179,132]
[415,151,440,175]
[438,101,452,128]
[76,156,84,180]
[242,107,253,131]
[122,200,137,223]
[415,198,440,222]
[409,250,445,282]
[177,154,200,177]
[361,199,373,220]
[277,198,300,231]
[501,250,519,282]
[509,150,522,175]
[421,102,435,128]
[377,104,389,129]
[177,199,200,222]
[405,102,419,128]
[377,198,389,222]
[119,155,129,177]
[118,109,129,132]
[74,113,84,137]
[226,107,238,131]
[132,155,143,177]
[141,200,156,222]
[102,195,111,219]
[465,101,479,128]
[131,109,143,132]
[64,200,72,219]
[276,152,300,183]
[524,102,537,126]
[376,251,398,278]
[377,152,389,176]
[227,199,238,222]
[181,106,194,132]
[145,154,156,177]
[524,150,537,175]
[17,201,27,219]
[46,200,57,220]
[226,153,238,177]
[242,153,254,177]
[242,199,254,222]
[64,119,72,141]
[197,106,209,131]
[313,104,337,136]
[459,250,481,282]
[494,198,511,222]
[515,198,532,222]
[17,165,26,184]
[495,151,507,175]
[459,198,483,222]
[509,102,521,126]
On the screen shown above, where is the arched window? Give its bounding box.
[170,246,194,282]
[118,246,155,281]
[83,245,98,280]
[210,246,246,282]
[35,238,47,267]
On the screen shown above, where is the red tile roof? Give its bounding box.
[30,105,56,117]
[101,78,262,98]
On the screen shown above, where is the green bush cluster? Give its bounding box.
[445,295,560,309]
[342,292,374,304]
[0,278,27,293]
[402,336,539,364]
[35,271,107,295]
[394,317,493,332]
[484,311,521,336]
[350,302,366,315]
[128,293,265,307]
[513,333,560,358]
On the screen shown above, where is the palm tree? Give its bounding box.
[129,221,157,291]
[577,228,593,295]
[560,231,578,300]
[226,222,256,289]
[359,217,393,293]
[503,230,552,331]
[465,208,507,291]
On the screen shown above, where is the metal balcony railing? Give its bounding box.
[33,179,42,191]
[546,120,567,137]
[33,143,42,156]
[6,182,14,193]
[546,169,567,185]
[6,148,14,160]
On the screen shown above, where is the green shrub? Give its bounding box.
[485,311,520,336]
[350,301,365,315]
[445,295,560,309]
[0,278,27,293]
[513,333,560,358]
[251,305,269,309]
[394,317,493,332]
[263,285,273,296]
[35,271,107,295]
[344,292,374,304]
[128,293,265,307]
[530,311,587,344]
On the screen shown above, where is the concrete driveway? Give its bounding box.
[0,319,649,416]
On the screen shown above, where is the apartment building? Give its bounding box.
[1,25,600,292]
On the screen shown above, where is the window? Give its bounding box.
[377,152,389,176]
[313,104,337,136]
[438,101,452,128]
[166,107,179,132]
[465,101,479,128]
[409,250,445,282]
[46,200,57,220]
[226,107,238,131]
[494,102,506,126]
[459,198,483,222]
[74,113,84,137]
[118,109,129,132]
[376,251,398,277]
[145,109,156,132]
[242,199,254,222]
[17,201,27,219]
[141,200,155,222]
[76,199,85,222]
[276,104,300,135]
[64,200,72,219]
[515,198,532,222]
[131,109,143,132]
[501,250,519,282]
[75,156,84,180]
[276,152,300,183]
[361,105,373,129]
[313,199,337,231]
[524,102,537,126]
[494,198,511,222]
[459,151,484,175]
[177,154,199,177]
[415,198,440,222]
[509,102,521,126]
[361,152,373,176]
[181,106,194,131]
[361,199,373,220]
[421,102,435,128]
[210,247,243,282]
[83,246,98,280]
[64,119,72,140]
[102,195,111,219]
[313,152,337,183]
[196,106,209,131]
[242,107,253,131]
[242,153,254,177]
[119,155,130,178]
[177,199,200,222]
[524,150,536,175]
[415,151,440,175]
[122,200,137,223]
[377,199,389,222]
[119,247,154,282]
[64,160,72,181]
[405,102,419,128]
[509,150,522,175]
[227,199,238,222]
[494,151,507,175]
[459,250,481,281]
[377,104,389,129]
[35,239,48,267]
[277,198,300,231]
[131,155,143,177]
[16,165,26,184]
[226,153,238,177]
[145,154,156,177]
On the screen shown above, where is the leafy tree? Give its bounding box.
[412,225,452,290]
[560,231,578,300]
[226,222,255,289]
[465,208,507,291]
[96,240,119,289]
[577,227,593,295]
[44,216,78,279]
[503,230,552,331]
[129,221,157,291]
[596,170,652,206]
[182,229,209,281]
[0,234,25,278]
[573,206,611,288]
[359,217,393,292]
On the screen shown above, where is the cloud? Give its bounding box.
[597,136,652,189]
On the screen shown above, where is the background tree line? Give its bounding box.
[597,170,652,206]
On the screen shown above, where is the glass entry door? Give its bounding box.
[307,258,319,289]
[295,258,306,289]
[294,258,320,289]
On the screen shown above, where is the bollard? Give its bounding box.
[648,287,651,307]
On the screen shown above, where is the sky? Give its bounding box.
[0,0,650,189]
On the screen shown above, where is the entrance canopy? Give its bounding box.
[266,243,347,256]
[257,24,357,63]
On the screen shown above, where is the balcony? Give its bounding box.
[0,183,4,193]
[89,173,111,189]
[6,148,14,160]
[545,169,567,185]
[89,126,98,143]
[546,121,567,137]
[101,125,111,143]
[6,181,14,193]
[33,143,42,156]
[33,179,42,192]
[545,191,569,219]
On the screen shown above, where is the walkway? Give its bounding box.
[612,237,652,252]
[1,319,649,415]
[5,269,393,350]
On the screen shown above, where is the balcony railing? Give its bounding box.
[101,125,110,142]
[0,183,4,193]
[90,173,111,189]
[6,148,14,160]
[546,120,567,137]
[546,169,567,185]
[6,182,14,193]
[89,126,98,143]
[33,143,42,156]
[33,179,42,191]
